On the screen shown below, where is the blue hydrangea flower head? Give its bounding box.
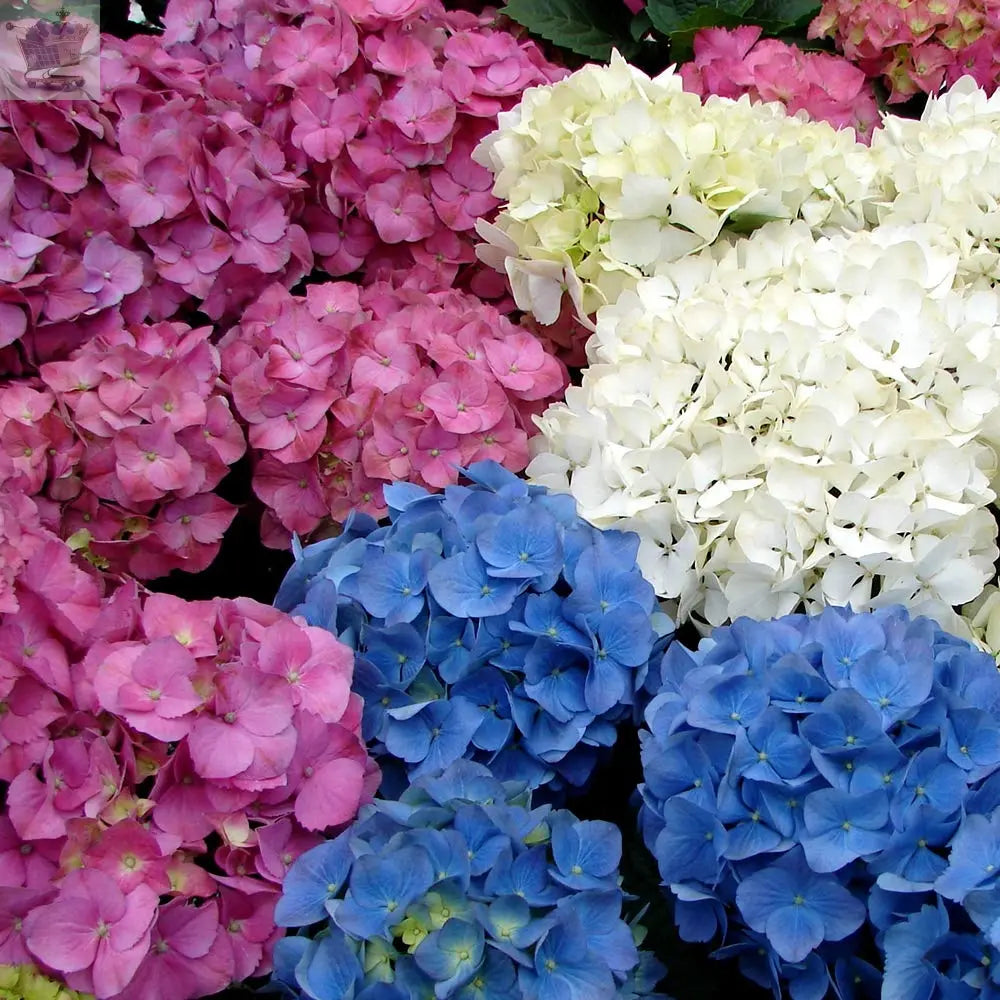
[270,761,667,1000]
[637,604,1000,997]
[274,460,674,795]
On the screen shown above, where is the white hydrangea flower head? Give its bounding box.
[475,54,887,324]
[528,220,1000,632]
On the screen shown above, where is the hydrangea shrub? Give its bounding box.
[274,460,673,794]
[528,219,1000,635]
[0,0,575,570]
[0,498,378,1000]
[638,605,1000,997]
[270,760,667,1000]
[218,278,567,547]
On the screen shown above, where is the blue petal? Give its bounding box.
[881,904,948,1000]
[413,918,485,995]
[460,460,528,494]
[428,550,524,618]
[556,891,637,973]
[549,815,621,889]
[801,788,890,872]
[814,607,885,687]
[275,835,354,927]
[340,550,429,623]
[335,847,435,941]
[652,798,727,885]
[935,812,1000,901]
[686,674,770,735]
[296,933,363,1000]
[945,707,1000,772]
[476,506,562,580]
[852,649,933,725]
[799,688,885,754]
[384,481,432,514]
[764,905,825,965]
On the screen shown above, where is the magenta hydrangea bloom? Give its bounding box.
[0,0,564,375]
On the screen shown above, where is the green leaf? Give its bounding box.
[499,0,637,60]
[629,9,654,41]
[725,211,785,233]
[746,0,821,30]
[645,0,752,35]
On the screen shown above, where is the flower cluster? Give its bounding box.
[474,52,884,325]
[872,76,1000,274]
[270,759,666,1000]
[0,80,311,374]
[0,965,91,1000]
[680,26,881,141]
[528,219,1000,635]
[1,521,377,1000]
[1,319,245,580]
[0,0,564,372]
[275,460,671,794]
[162,0,565,306]
[637,605,1000,997]
[219,278,567,547]
[809,0,1000,103]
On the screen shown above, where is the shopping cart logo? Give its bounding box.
[0,3,99,100]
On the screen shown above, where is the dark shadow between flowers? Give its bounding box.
[583,685,773,1000]
[146,455,294,604]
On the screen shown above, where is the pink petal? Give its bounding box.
[294,757,365,831]
[6,771,64,841]
[92,932,152,998]
[187,717,256,779]
[23,900,100,973]
[224,675,294,737]
[109,883,159,952]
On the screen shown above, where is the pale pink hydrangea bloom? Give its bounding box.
[809,0,1000,101]
[681,25,882,141]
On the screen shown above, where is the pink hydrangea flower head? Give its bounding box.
[809,0,999,100]
[684,25,881,139]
